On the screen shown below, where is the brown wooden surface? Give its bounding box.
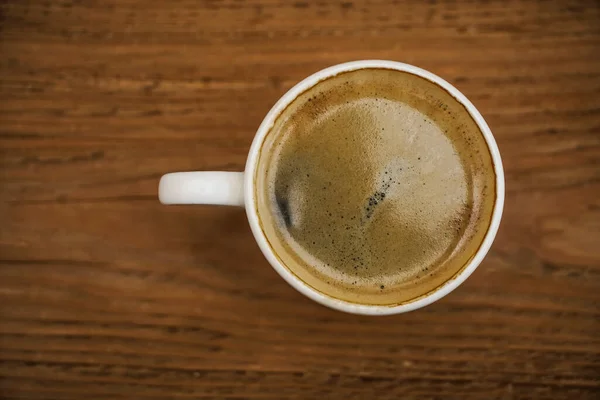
[1,0,599,399]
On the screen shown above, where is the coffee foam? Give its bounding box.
[255,68,495,305]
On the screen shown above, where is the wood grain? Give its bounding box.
[1,0,599,399]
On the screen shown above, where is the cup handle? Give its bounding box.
[158,171,245,207]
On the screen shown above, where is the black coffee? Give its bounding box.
[255,68,496,305]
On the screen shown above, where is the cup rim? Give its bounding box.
[244,60,505,315]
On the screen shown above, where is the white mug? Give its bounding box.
[159,60,505,315]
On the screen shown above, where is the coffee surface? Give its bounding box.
[255,68,496,305]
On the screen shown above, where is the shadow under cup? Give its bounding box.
[252,66,499,307]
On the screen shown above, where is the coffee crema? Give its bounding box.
[255,68,496,305]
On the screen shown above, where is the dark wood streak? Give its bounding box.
[1,0,600,399]
[7,195,158,205]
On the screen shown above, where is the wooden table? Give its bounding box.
[1,1,599,399]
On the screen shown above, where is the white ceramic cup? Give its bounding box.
[159,60,505,315]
